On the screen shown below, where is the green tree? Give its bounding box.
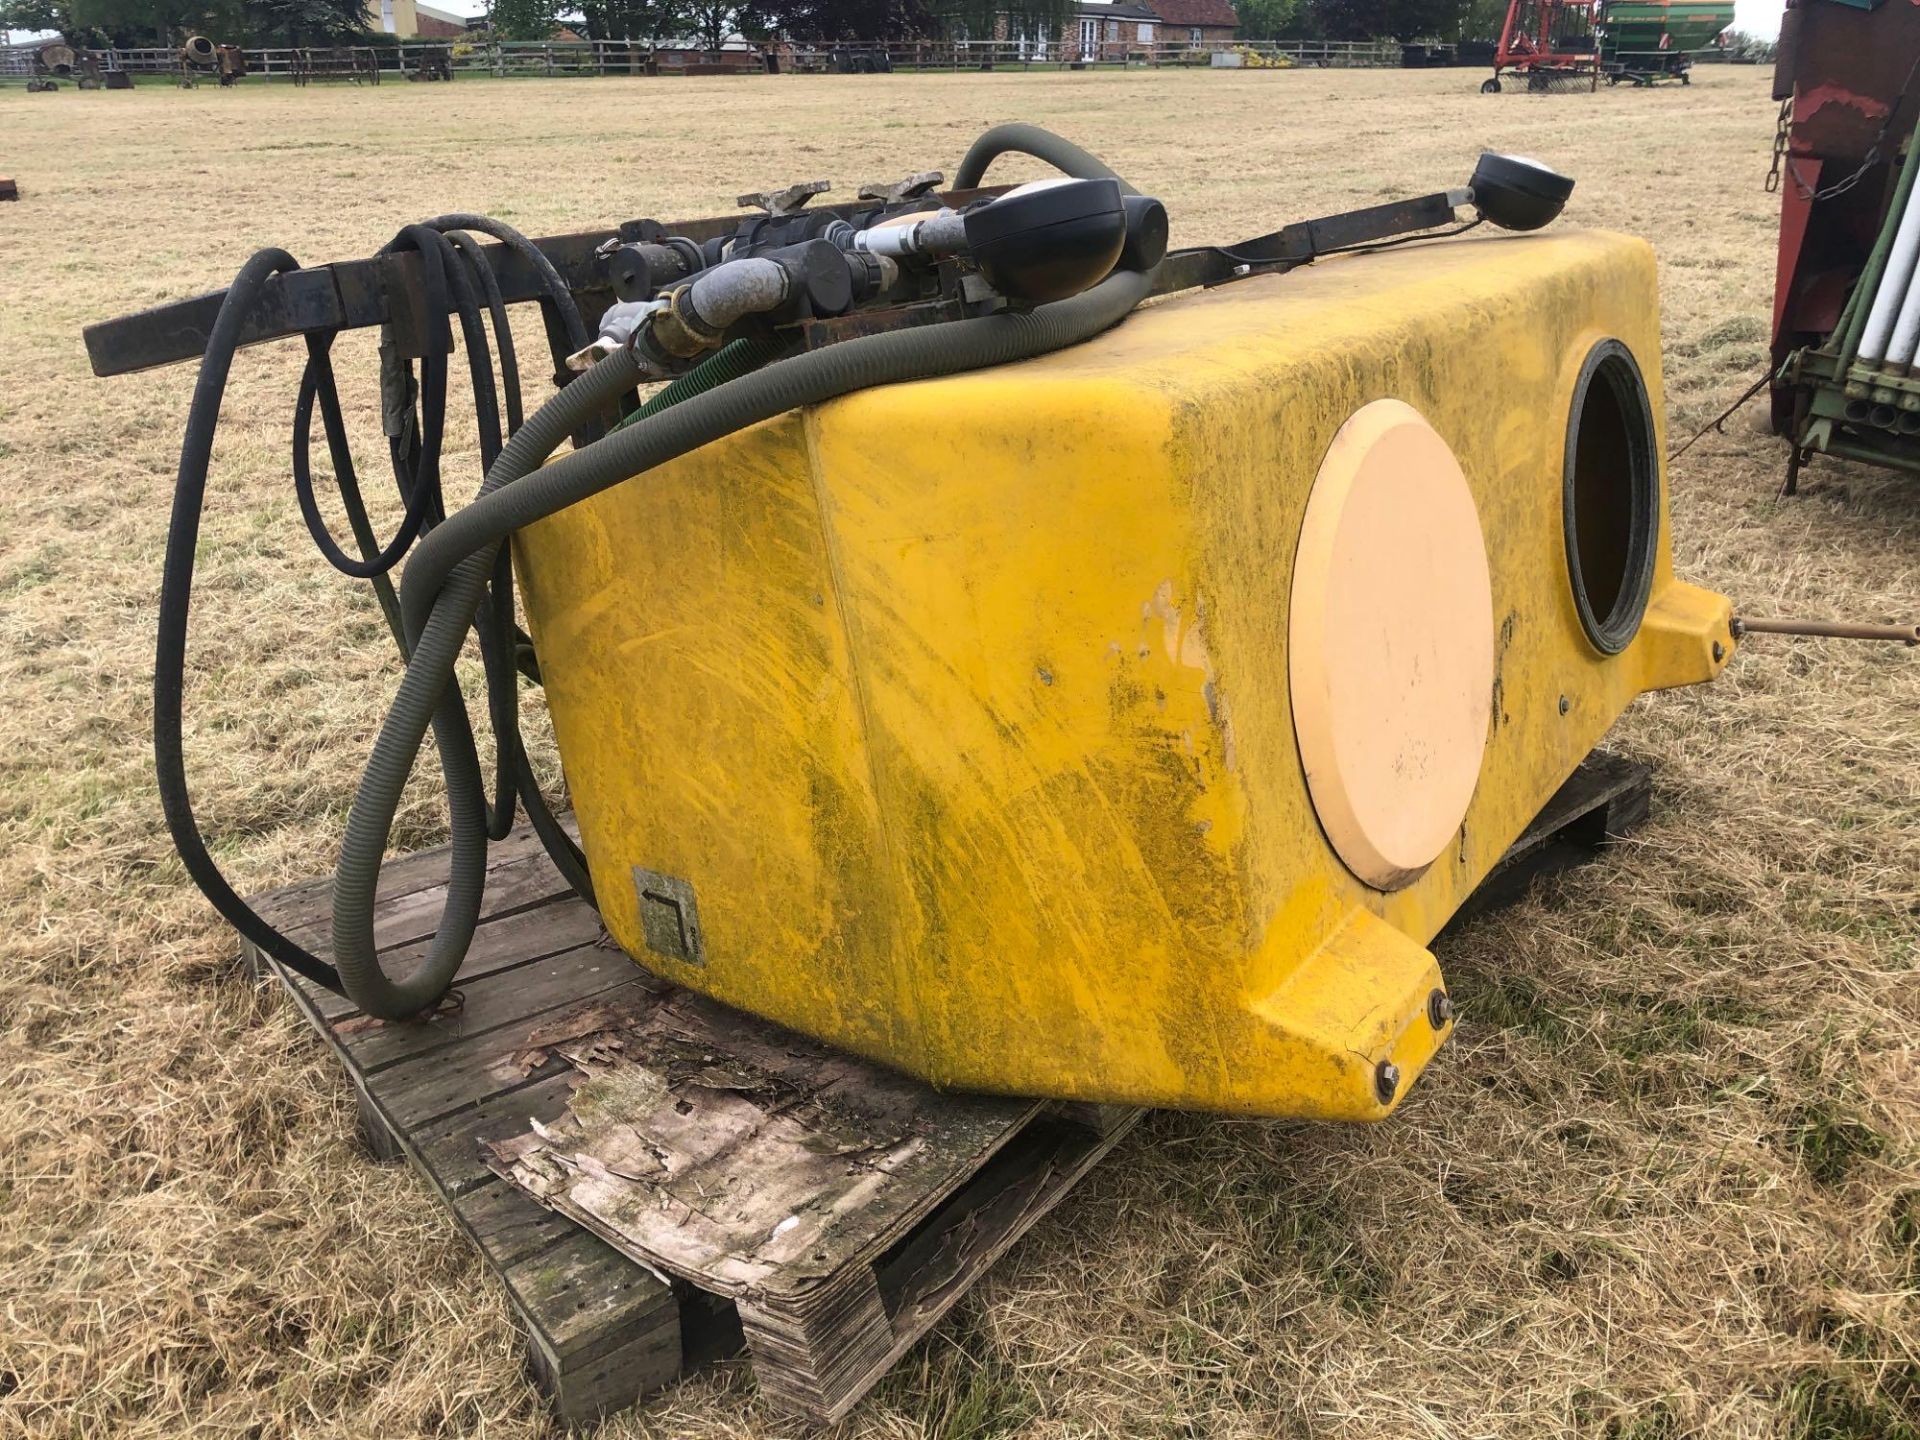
[1721,28,1775,61]
[1456,0,1506,42]
[1234,0,1305,40]
[245,0,371,43]
[923,0,1070,40]
[677,0,730,46]
[574,0,688,42]
[1305,0,1469,40]
[1,0,248,45]
[736,0,931,42]
[490,0,558,38]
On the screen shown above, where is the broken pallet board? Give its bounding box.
[244,749,1651,1427]
[241,824,1128,1427]
[484,992,1137,1424]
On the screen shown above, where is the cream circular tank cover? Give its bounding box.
[1289,399,1495,891]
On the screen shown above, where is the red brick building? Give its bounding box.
[412,2,468,39]
[1142,0,1240,48]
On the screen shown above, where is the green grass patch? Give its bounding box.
[1888,1189,1920,1286]
[1785,1372,1920,1440]
[1789,1102,1888,1187]
[1450,970,1569,1043]
[870,1315,1036,1440]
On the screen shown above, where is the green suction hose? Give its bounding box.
[611,336,792,434]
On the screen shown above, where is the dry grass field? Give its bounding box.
[2,63,1917,1440]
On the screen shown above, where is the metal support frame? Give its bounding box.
[85,188,1471,378]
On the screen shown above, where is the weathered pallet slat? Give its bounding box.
[245,751,1652,1428]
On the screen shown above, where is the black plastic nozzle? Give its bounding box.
[964,178,1128,304]
[1470,153,1574,232]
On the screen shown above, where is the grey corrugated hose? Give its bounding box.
[952,122,1141,196]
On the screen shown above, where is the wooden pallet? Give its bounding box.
[244,750,1651,1427]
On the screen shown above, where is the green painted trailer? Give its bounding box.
[1600,0,1734,83]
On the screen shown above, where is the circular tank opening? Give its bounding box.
[1563,340,1658,655]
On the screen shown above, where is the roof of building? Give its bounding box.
[414,1,466,24]
[1077,1,1164,18]
[1145,0,1240,27]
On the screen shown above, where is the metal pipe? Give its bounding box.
[1732,616,1920,645]
[1838,110,1920,371]
[1887,245,1920,371]
[1854,172,1920,366]
[852,210,968,259]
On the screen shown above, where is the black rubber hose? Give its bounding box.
[155,248,346,995]
[293,342,436,580]
[328,266,1153,1019]
[162,217,569,1005]
[296,330,410,652]
[443,228,524,433]
[952,123,1139,196]
[421,211,590,365]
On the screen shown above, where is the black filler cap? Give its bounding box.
[1469,153,1575,232]
[964,178,1128,304]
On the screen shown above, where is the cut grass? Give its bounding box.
[1,65,1917,1440]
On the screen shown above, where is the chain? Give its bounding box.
[1771,53,1920,202]
[1766,98,1789,194]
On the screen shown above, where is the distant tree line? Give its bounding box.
[1235,0,1514,43]
[537,0,1522,47]
[0,0,374,46]
[9,0,1746,51]
[490,0,1079,47]
[1720,29,1774,61]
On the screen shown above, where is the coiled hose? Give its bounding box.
[159,124,1145,1017]
[157,217,589,997]
[331,266,1153,1018]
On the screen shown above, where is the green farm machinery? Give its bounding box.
[1482,0,1732,92]
[1602,0,1733,85]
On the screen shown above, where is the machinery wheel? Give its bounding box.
[1481,76,1501,93]
[1680,72,1690,85]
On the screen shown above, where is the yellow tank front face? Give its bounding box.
[513,229,1732,1119]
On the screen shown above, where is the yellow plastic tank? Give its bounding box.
[513,229,1731,1119]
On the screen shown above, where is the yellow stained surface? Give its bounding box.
[513,228,1732,1119]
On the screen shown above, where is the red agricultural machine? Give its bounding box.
[1483,0,1601,92]
[1769,0,1920,489]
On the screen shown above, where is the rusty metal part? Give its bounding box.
[858,171,945,205]
[737,180,830,217]
[647,287,711,359]
[83,187,1016,379]
[1375,1062,1401,1104]
[1731,615,1920,645]
[798,296,966,350]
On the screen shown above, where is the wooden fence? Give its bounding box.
[0,35,1405,82]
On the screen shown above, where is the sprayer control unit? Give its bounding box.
[86,129,1749,1119]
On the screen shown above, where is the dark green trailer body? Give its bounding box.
[1600,0,1734,83]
